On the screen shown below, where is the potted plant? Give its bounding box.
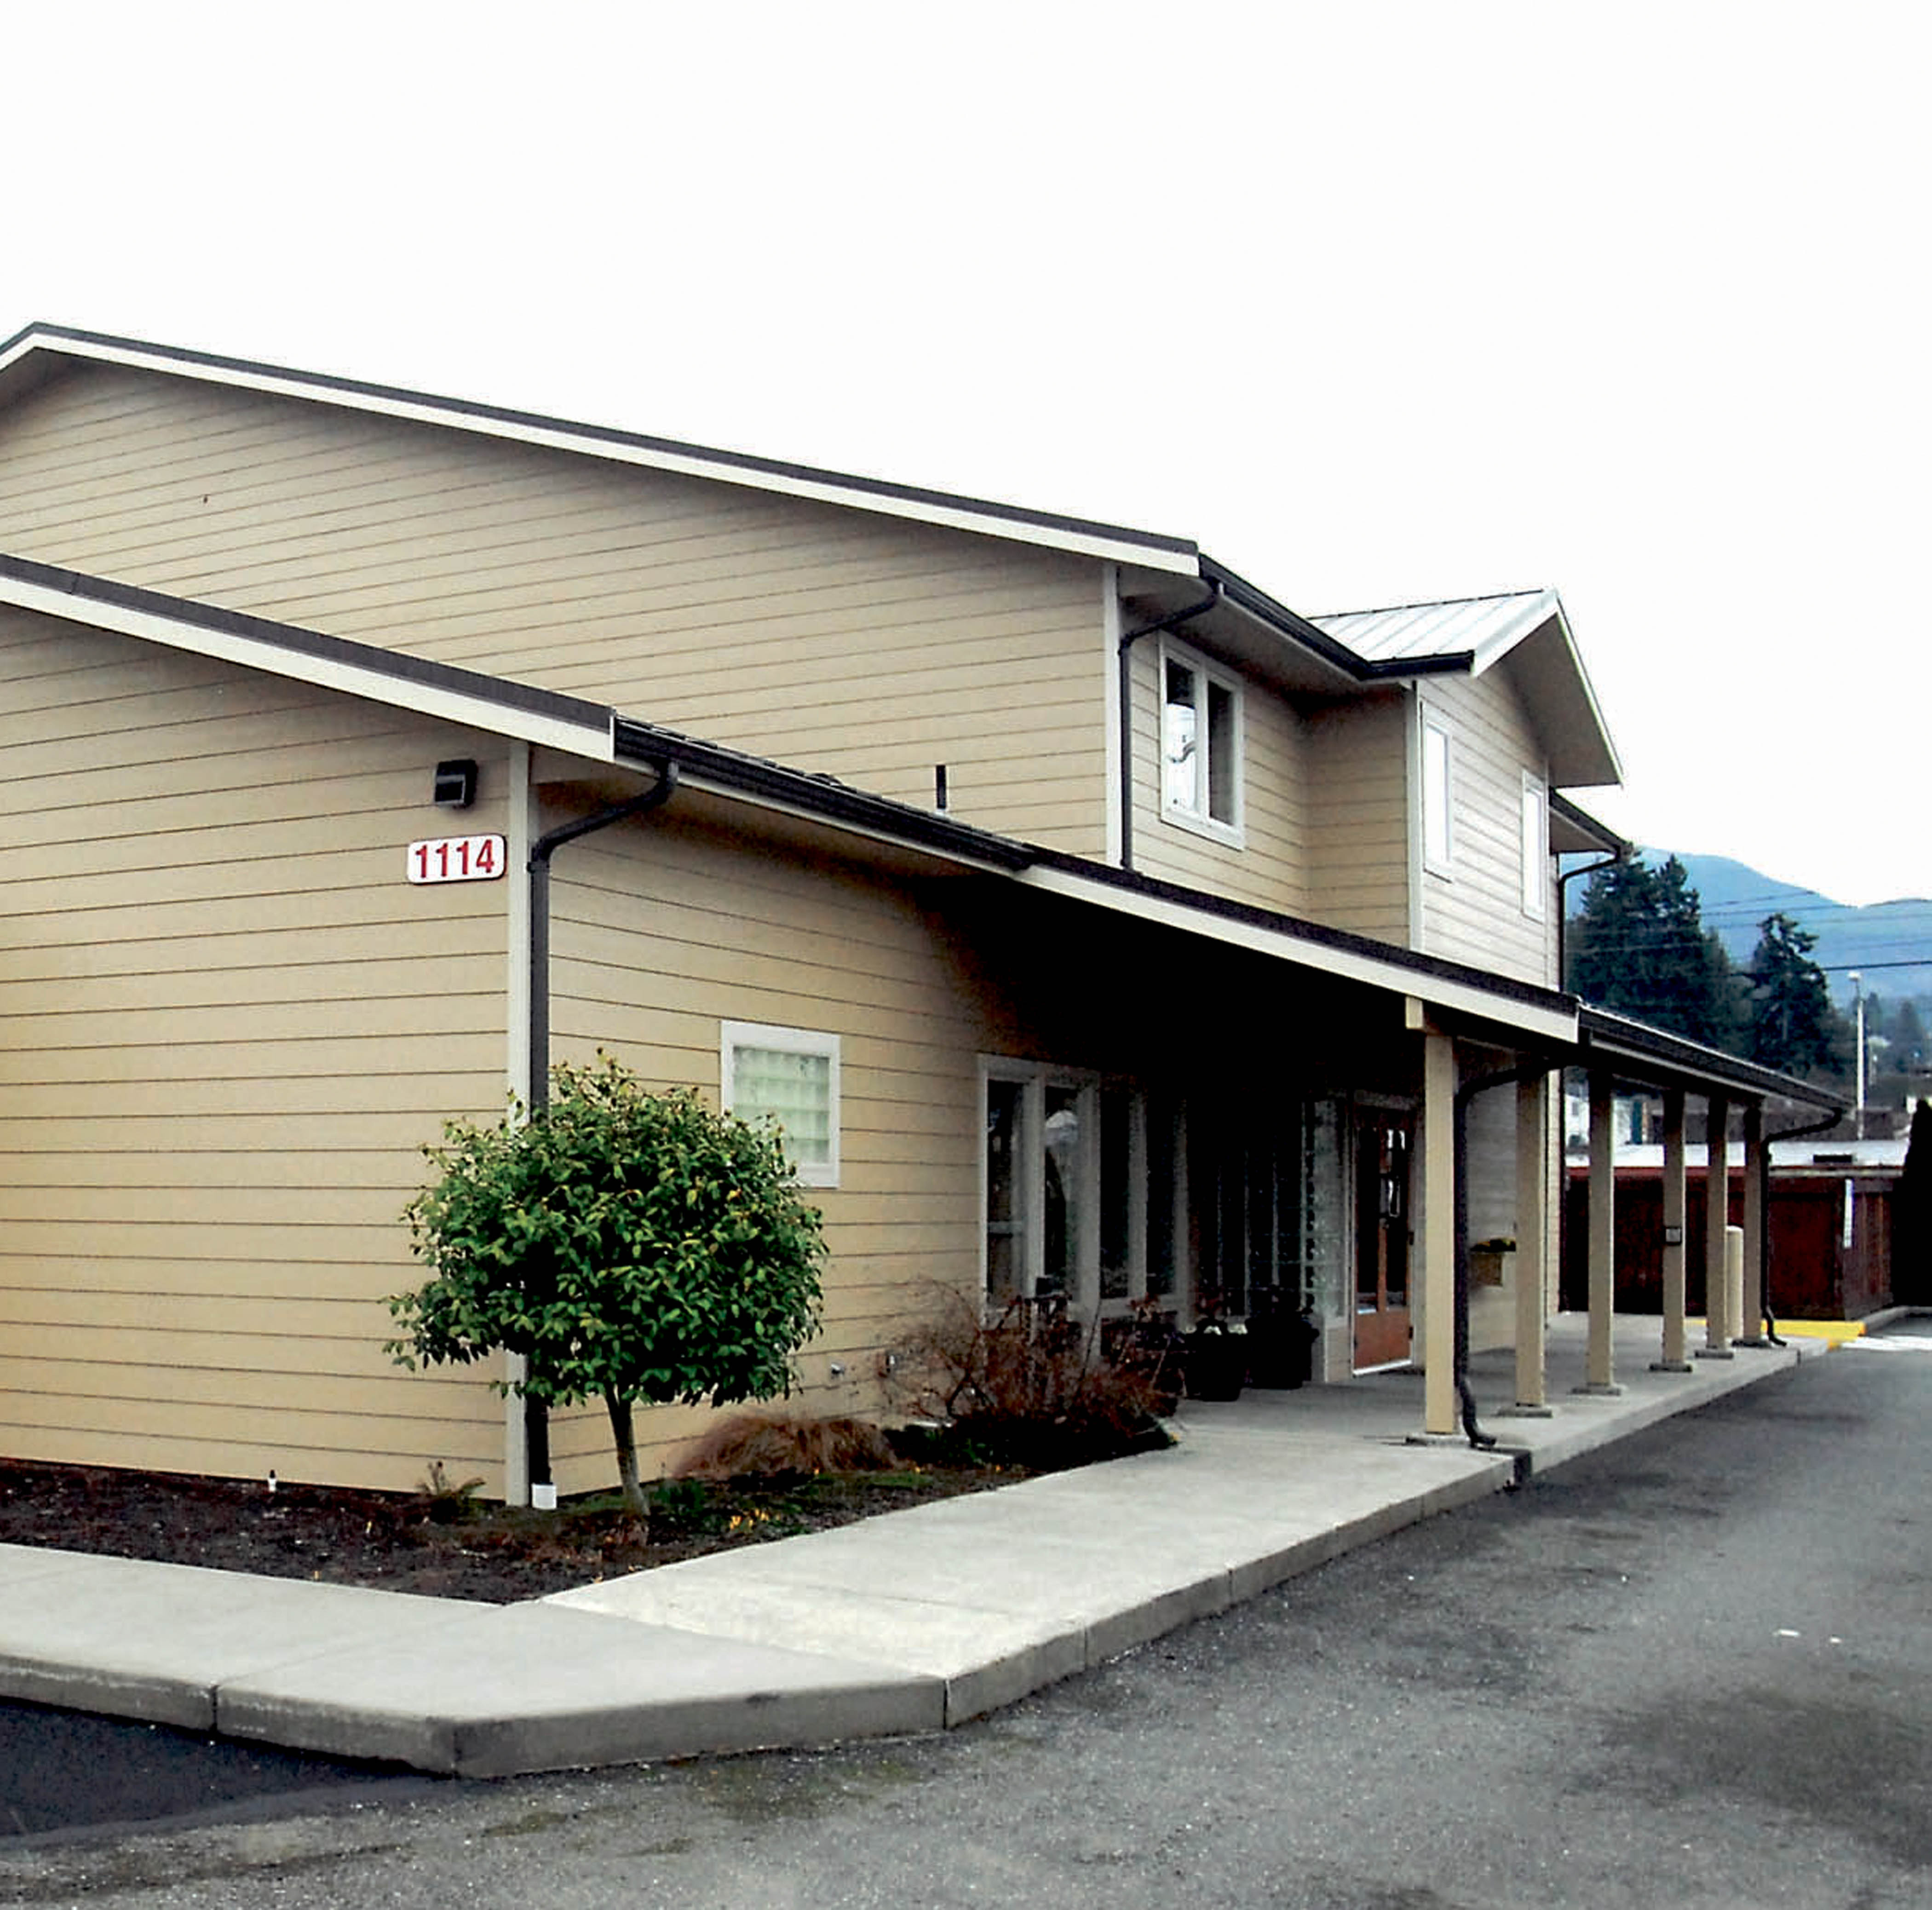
[1245,1284,1324,1389]
[1184,1296,1248,1401]
[1470,1237,1516,1288]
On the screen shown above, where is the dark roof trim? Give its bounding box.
[1550,791,1632,858]
[611,717,1034,869]
[1200,555,1475,685]
[1,323,1198,569]
[0,547,1039,874]
[1025,844,1575,1016]
[0,549,611,732]
[1579,1006,1847,1111]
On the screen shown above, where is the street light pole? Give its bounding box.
[1851,969,1866,1140]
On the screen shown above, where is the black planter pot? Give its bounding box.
[1184,1331,1247,1401]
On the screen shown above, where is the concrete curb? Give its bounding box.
[0,1320,1823,1777]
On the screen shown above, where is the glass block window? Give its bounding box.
[721,1023,840,1187]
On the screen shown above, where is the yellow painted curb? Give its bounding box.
[1686,1316,1866,1345]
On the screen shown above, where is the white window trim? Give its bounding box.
[981,1057,1152,1317]
[1158,637,1245,847]
[1520,772,1548,920]
[721,1020,841,1188]
[1420,701,1454,879]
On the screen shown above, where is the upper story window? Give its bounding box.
[721,1021,840,1187]
[1520,774,1548,919]
[1161,640,1243,842]
[1420,703,1453,876]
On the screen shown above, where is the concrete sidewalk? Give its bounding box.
[0,1317,1824,1778]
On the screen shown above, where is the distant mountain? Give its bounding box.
[1569,851,1932,1005]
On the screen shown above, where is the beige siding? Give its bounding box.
[1302,693,1411,945]
[0,365,1110,854]
[0,608,514,1491]
[539,806,996,1489]
[1416,669,1556,986]
[1124,641,1309,915]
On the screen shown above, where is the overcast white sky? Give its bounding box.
[3,3,1924,905]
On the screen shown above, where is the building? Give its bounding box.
[0,324,1840,1500]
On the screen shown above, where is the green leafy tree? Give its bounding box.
[1566,855,1743,1051]
[389,1056,826,1519]
[1745,913,1846,1080]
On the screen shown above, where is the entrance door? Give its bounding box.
[1354,1113,1413,1369]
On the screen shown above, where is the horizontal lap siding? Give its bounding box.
[1303,695,1411,946]
[0,366,1110,854]
[1124,643,1308,915]
[0,611,513,1490]
[541,811,991,1489]
[1417,671,1553,986]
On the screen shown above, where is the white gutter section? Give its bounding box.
[1013,861,1579,1045]
[0,570,615,763]
[0,332,1200,578]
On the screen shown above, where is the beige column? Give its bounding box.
[1420,1030,1459,1436]
[1653,1087,1691,1371]
[1579,1066,1622,1394]
[1506,1071,1551,1413]
[1698,1092,1736,1359]
[1738,1103,1768,1345]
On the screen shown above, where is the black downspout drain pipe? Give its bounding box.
[1454,1056,1559,1450]
[1116,583,1221,872]
[1756,1104,1845,1345]
[521,758,679,1497]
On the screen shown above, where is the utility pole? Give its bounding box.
[1851,970,1866,1140]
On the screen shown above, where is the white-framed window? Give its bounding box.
[1160,639,1243,841]
[1420,703,1453,876]
[1520,773,1547,919]
[983,1060,1152,1315]
[721,1021,840,1187]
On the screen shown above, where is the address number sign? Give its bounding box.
[407,834,507,884]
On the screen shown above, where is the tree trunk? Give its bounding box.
[604,1390,650,1531]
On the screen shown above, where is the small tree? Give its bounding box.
[389,1056,826,1519]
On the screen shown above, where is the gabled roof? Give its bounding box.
[0,322,1203,578]
[0,323,1562,718]
[1312,588,1622,790]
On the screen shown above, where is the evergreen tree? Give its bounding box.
[1566,855,1744,1050]
[1890,999,1925,1071]
[1745,912,1846,1080]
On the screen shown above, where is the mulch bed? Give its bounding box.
[0,1453,1026,1604]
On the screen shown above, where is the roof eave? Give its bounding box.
[1579,1006,1847,1112]
[0,323,1201,578]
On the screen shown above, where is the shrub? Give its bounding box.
[389,1055,826,1521]
[673,1410,900,1482]
[888,1290,1173,1471]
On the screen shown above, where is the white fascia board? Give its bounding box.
[1014,862,1578,1045]
[0,571,615,761]
[10,333,1199,578]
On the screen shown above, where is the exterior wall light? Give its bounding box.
[434,759,478,809]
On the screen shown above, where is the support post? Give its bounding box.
[1420,1030,1459,1437]
[1738,1104,1768,1345]
[1698,1092,1735,1359]
[1579,1066,1622,1394]
[1509,1071,1551,1413]
[1654,1088,1690,1371]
